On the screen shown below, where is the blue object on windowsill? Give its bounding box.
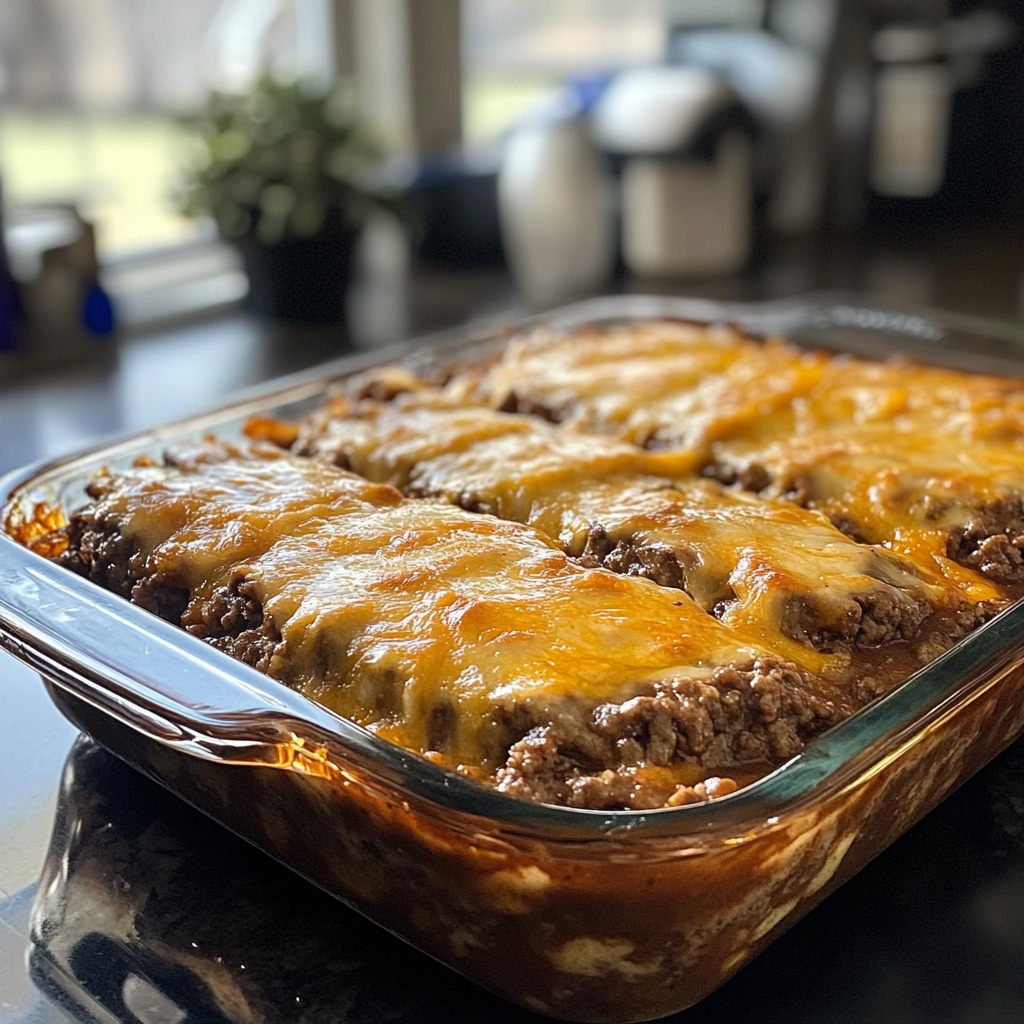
[0,279,22,353]
[82,281,116,336]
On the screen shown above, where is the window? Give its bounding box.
[0,0,333,260]
[462,0,667,142]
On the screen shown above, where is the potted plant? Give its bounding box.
[176,73,394,324]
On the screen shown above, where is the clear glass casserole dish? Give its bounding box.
[3,293,1024,1023]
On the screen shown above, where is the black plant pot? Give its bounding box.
[235,227,360,325]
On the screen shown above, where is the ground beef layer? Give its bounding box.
[495,659,840,810]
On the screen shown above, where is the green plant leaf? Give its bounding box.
[173,70,396,244]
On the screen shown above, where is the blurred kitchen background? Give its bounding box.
[0,0,1023,424]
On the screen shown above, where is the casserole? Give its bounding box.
[3,294,1024,1022]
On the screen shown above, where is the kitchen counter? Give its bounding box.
[2,226,1024,1022]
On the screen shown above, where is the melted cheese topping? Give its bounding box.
[573,483,953,652]
[296,395,962,670]
[459,321,762,442]
[472,322,1024,456]
[462,321,1024,599]
[88,443,795,769]
[709,358,1024,476]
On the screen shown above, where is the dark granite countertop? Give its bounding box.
[2,230,1024,1023]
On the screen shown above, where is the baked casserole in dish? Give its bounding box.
[3,295,1024,1021]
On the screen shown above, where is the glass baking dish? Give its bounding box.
[4,293,1024,1023]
